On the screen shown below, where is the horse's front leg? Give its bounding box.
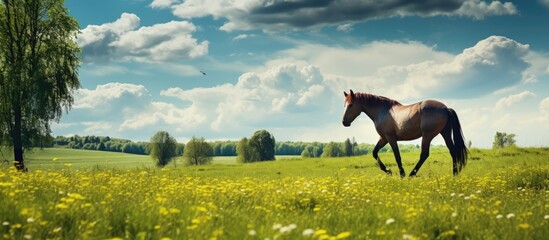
[373,138,392,175]
[388,139,405,178]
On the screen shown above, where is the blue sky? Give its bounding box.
[55,0,549,148]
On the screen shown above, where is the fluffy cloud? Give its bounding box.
[388,36,530,99]
[540,97,549,114]
[454,0,517,19]
[161,64,335,132]
[267,36,531,100]
[150,0,178,9]
[77,13,208,62]
[74,82,151,110]
[495,91,536,111]
[159,0,517,32]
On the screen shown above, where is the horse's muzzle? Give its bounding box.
[342,119,351,127]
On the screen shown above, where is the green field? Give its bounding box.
[0,147,548,239]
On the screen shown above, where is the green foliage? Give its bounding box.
[148,131,177,167]
[52,135,149,155]
[300,149,311,158]
[492,131,516,149]
[184,137,213,165]
[237,130,276,163]
[175,143,185,156]
[249,130,276,161]
[212,141,237,156]
[343,138,353,156]
[0,0,81,170]
[236,137,257,163]
[321,142,344,157]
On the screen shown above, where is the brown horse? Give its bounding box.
[342,90,468,177]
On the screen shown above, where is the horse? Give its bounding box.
[341,90,468,177]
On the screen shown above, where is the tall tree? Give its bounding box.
[343,138,353,156]
[0,0,80,170]
[148,131,177,167]
[184,137,213,166]
[249,130,276,161]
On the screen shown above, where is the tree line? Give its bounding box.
[51,135,184,156]
[49,134,431,158]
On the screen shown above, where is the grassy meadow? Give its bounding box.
[0,147,548,239]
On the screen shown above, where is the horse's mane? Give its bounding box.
[355,92,401,106]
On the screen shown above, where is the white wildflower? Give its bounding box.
[272,223,282,230]
[302,229,315,236]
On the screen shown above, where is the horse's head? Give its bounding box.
[342,89,361,127]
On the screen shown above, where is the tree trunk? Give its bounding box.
[13,106,25,171]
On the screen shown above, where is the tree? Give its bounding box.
[249,130,276,161]
[236,137,257,163]
[301,149,311,158]
[175,143,184,156]
[321,142,344,158]
[148,131,177,167]
[96,142,105,151]
[184,137,213,165]
[492,132,516,149]
[343,138,353,156]
[0,0,80,171]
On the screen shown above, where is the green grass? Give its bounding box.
[0,147,547,239]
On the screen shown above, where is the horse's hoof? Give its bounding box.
[385,169,392,175]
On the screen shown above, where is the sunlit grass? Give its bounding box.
[0,147,547,239]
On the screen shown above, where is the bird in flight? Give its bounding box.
[200,71,206,76]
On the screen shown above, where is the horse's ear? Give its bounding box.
[349,89,355,99]
[344,91,348,97]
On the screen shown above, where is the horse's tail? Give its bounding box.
[448,108,468,173]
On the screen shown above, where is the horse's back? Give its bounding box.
[419,100,449,134]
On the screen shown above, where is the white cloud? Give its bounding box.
[77,13,208,62]
[336,23,353,32]
[540,97,549,114]
[455,0,517,19]
[150,0,178,9]
[161,64,335,132]
[159,0,517,32]
[383,36,530,99]
[74,82,150,110]
[233,34,254,41]
[267,36,530,100]
[495,91,536,110]
[119,101,205,131]
[77,13,140,47]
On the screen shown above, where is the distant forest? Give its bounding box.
[49,135,434,157]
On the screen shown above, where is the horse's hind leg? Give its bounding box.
[441,128,458,175]
[409,135,435,177]
[373,138,392,175]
